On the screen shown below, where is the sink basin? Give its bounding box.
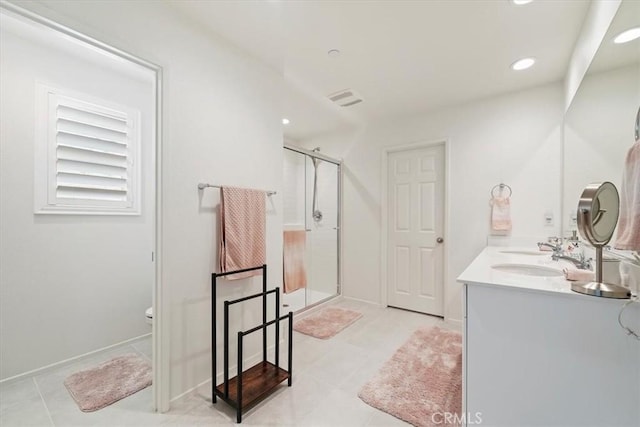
[491,263,563,277]
[499,250,547,256]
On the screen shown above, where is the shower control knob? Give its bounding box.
[436,237,444,243]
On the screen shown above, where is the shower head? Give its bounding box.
[311,147,322,168]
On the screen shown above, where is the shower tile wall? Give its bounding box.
[283,150,305,227]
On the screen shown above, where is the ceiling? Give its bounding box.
[168,0,591,141]
[588,0,640,75]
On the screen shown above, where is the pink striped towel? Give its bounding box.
[490,196,512,232]
[615,141,640,251]
[219,186,266,280]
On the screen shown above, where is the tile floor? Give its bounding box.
[0,298,454,426]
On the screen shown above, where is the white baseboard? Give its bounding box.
[341,295,384,307]
[0,332,152,384]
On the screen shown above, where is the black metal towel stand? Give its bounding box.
[211,264,293,423]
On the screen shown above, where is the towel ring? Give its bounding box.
[491,183,512,198]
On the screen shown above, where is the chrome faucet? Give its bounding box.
[552,253,592,270]
[537,242,563,255]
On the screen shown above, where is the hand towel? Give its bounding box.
[490,196,512,232]
[283,230,307,294]
[563,268,595,282]
[219,186,266,280]
[615,141,640,251]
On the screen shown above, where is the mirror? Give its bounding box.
[562,0,640,237]
[573,182,630,298]
[578,182,620,246]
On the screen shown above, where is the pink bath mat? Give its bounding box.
[293,307,362,339]
[358,326,462,427]
[64,353,152,412]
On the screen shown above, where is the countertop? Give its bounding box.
[457,246,628,299]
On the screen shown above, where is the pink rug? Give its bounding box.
[293,307,362,339]
[358,326,462,427]
[64,353,152,412]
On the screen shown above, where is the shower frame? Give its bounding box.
[283,144,342,309]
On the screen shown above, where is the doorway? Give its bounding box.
[0,2,162,411]
[385,143,446,316]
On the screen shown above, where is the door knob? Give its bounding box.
[436,237,444,243]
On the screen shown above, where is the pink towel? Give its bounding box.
[490,196,512,232]
[563,268,595,282]
[283,230,307,294]
[615,141,640,251]
[219,186,266,280]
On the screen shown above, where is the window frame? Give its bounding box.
[34,83,142,215]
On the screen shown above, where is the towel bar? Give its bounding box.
[491,183,512,198]
[198,183,276,196]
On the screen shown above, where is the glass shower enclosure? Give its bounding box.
[282,145,341,312]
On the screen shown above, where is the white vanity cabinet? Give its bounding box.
[459,248,640,427]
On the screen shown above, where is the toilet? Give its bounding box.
[145,307,153,325]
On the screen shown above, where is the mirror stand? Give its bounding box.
[572,182,631,299]
[571,246,631,298]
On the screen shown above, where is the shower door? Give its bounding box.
[283,146,340,312]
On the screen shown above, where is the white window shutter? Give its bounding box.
[35,84,141,215]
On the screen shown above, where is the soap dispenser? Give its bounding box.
[566,230,581,254]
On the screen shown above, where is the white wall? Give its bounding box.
[564,0,621,111]
[14,0,284,403]
[303,83,564,323]
[0,11,154,380]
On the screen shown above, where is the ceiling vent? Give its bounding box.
[328,89,363,107]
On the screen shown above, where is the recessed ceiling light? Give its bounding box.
[614,27,640,44]
[328,49,341,58]
[511,57,536,71]
[282,118,290,125]
[512,0,533,5]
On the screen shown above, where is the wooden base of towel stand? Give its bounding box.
[212,265,293,423]
[215,362,289,414]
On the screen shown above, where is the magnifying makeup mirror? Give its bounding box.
[573,182,631,298]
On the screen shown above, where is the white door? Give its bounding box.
[387,144,445,316]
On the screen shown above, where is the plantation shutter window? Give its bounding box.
[35,85,141,215]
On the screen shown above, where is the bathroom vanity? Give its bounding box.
[458,247,640,427]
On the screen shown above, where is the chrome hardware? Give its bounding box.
[537,242,563,255]
[197,182,276,196]
[490,183,512,198]
[552,253,593,270]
